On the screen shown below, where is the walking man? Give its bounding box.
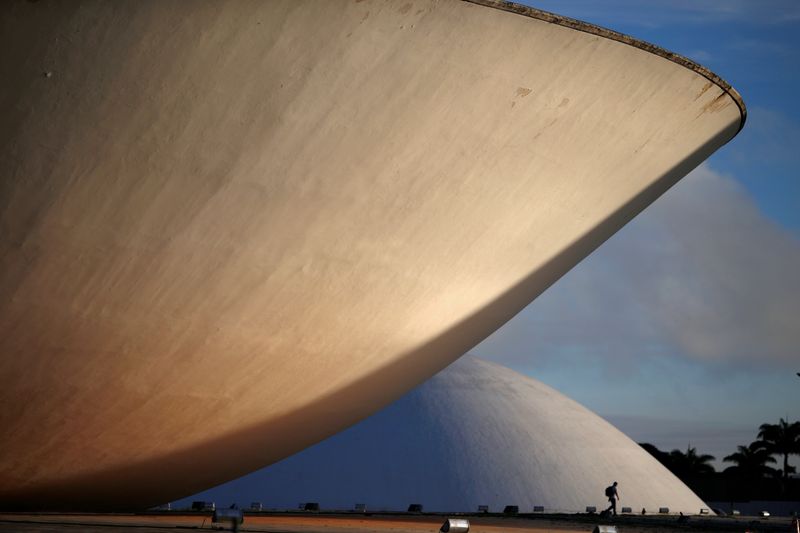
[605,481,620,516]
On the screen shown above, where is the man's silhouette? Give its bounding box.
[604,481,619,516]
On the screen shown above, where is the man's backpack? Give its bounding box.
[605,486,614,497]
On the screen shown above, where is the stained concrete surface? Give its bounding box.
[1,0,744,509]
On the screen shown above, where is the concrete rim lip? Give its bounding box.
[468,0,747,132]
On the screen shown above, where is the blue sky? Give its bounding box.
[474,0,800,468]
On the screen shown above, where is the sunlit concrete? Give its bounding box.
[180,356,709,514]
[0,0,743,509]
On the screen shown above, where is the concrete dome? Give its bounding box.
[179,356,707,514]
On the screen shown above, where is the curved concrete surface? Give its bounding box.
[0,0,743,509]
[179,356,708,514]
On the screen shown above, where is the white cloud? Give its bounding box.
[475,164,800,370]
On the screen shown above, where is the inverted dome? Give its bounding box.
[1,0,742,509]
[179,356,707,513]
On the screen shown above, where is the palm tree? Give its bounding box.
[723,442,777,480]
[668,446,716,479]
[757,418,800,482]
[639,443,671,467]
